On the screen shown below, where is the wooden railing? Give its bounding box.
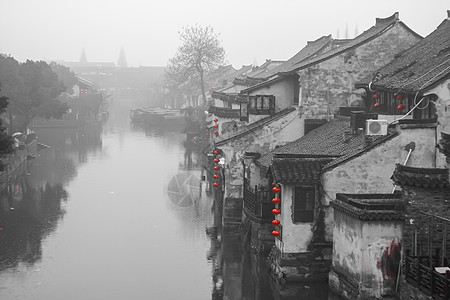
[243,181,273,220]
[405,256,450,299]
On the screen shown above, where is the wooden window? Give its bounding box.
[293,186,315,222]
[369,92,436,119]
[240,101,248,121]
[248,95,275,115]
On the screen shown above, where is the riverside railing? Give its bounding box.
[405,255,450,299]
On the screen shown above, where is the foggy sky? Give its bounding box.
[1,0,449,68]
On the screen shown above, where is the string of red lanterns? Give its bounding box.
[372,92,406,111]
[272,183,281,237]
[213,118,220,188]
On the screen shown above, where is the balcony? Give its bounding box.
[243,180,273,221]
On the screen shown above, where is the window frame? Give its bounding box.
[293,186,316,223]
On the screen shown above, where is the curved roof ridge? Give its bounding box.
[375,12,399,25]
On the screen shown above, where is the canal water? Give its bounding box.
[0,99,330,299]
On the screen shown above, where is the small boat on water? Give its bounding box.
[130,107,187,128]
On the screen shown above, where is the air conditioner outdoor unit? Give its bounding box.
[366,119,388,135]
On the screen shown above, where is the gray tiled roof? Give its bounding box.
[355,16,450,93]
[215,107,297,146]
[256,36,332,80]
[274,118,363,156]
[289,12,420,73]
[270,157,332,184]
[257,117,398,173]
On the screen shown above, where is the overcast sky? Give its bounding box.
[1,0,448,69]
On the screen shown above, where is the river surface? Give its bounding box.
[0,99,330,300]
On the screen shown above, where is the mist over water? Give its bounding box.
[0,100,214,299]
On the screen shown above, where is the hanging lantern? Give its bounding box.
[373,94,380,99]
[214,175,220,179]
[396,94,404,101]
[214,118,218,122]
[272,198,281,204]
[272,208,281,215]
[214,183,220,187]
[213,124,219,128]
[374,102,380,107]
[213,150,220,155]
[272,231,280,237]
[272,220,280,226]
[213,131,219,135]
[214,158,220,163]
[272,182,276,186]
[214,166,220,171]
[273,187,281,194]
[398,104,405,110]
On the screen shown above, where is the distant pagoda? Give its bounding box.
[117,46,128,68]
[80,47,88,64]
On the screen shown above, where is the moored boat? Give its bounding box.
[130,107,187,128]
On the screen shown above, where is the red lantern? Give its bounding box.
[272,198,281,204]
[272,231,280,237]
[373,94,380,99]
[273,187,281,194]
[214,118,218,122]
[374,102,380,107]
[213,131,219,135]
[214,183,220,187]
[396,94,404,101]
[272,182,276,186]
[272,220,280,226]
[213,124,218,128]
[214,158,220,163]
[214,166,220,171]
[272,208,281,215]
[213,150,220,155]
[214,175,220,179]
[398,104,405,110]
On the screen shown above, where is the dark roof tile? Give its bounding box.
[270,157,332,184]
[288,13,417,74]
[356,17,450,92]
[215,107,297,146]
[391,163,450,189]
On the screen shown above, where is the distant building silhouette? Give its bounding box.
[117,47,127,68]
[80,47,87,64]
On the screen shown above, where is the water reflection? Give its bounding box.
[0,176,67,271]
[0,99,332,299]
[205,230,331,300]
[0,125,102,274]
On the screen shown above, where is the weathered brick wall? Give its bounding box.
[322,126,436,242]
[217,108,303,200]
[427,78,450,167]
[299,23,422,119]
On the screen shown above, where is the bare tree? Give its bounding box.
[166,25,226,106]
